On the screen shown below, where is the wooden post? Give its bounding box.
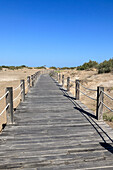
[96,86,104,120]
[33,74,35,85]
[76,79,80,100]
[33,74,36,85]
[62,75,64,87]
[31,75,34,86]
[67,77,70,91]
[27,76,30,90]
[35,72,37,80]
[58,73,59,82]
[59,74,61,83]
[36,72,38,79]
[20,80,25,102]
[36,71,39,80]
[57,73,58,81]
[6,87,13,124]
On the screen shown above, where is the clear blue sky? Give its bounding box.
[0,0,113,67]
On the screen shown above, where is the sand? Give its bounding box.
[0,68,113,131]
[59,69,113,128]
[0,68,42,131]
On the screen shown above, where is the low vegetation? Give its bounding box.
[103,113,113,122]
[1,58,113,74]
[76,58,113,74]
[52,58,113,74]
[34,66,46,69]
[1,65,33,70]
[98,58,113,74]
[77,60,98,70]
[49,66,57,70]
[60,67,76,70]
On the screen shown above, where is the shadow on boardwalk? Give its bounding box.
[53,78,113,155]
[0,74,113,169]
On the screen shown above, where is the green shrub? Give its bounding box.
[70,67,76,69]
[108,116,113,122]
[60,67,71,70]
[97,59,113,74]
[0,66,2,70]
[20,65,26,68]
[77,60,98,70]
[98,67,111,74]
[15,65,27,69]
[103,114,107,120]
[8,66,16,70]
[2,65,9,69]
[49,66,57,70]
[76,58,113,73]
[1,65,27,70]
[35,66,46,69]
[103,113,113,122]
[28,67,32,69]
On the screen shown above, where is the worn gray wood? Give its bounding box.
[62,75,64,87]
[67,77,70,91]
[6,87,13,124]
[31,75,34,87]
[76,79,80,100]
[20,80,25,102]
[59,73,61,84]
[27,76,30,90]
[0,74,113,169]
[96,86,104,120]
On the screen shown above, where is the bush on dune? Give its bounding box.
[76,58,113,74]
[77,60,98,70]
[98,59,113,74]
[35,66,46,69]
[49,66,57,70]
[1,65,28,70]
[60,67,76,70]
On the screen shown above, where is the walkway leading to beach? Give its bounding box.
[0,74,113,169]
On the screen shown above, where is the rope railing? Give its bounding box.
[57,73,111,120]
[13,82,23,91]
[77,82,113,118]
[78,81,97,92]
[99,90,113,113]
[13,81,23,103]
[71,86,75,89]
[75,81,97,101]
[101,101,113,112]
[70,80,75,83]
[78,88,96,101]
[25,80,29,91]
[13,89,23,102]
[0,71,40,129]
[0,103,10,116]
[0,91,9,101]
[101,90,113,100]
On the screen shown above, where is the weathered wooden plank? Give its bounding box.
[0,74,113,169]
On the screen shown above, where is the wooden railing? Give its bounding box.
[56,73,113,120]
[0,71,40,130]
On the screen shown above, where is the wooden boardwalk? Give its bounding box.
[0,74,113,169]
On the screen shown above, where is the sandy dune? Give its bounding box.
[0,68,113,131]
[59,69,113,128]
[0,68,41,131]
